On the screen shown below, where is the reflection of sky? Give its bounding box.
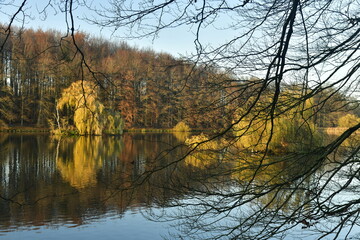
[2,204,359,240]
[1,134,359,239]
[0,210,172,240]
[1,157,9,191]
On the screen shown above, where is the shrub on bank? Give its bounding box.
[173,121,191,132]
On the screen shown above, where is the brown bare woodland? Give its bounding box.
[1,1,360,239]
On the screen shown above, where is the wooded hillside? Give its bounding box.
[0,26,230,129]
[0,25,357,130]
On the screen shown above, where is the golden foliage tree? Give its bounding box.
[233,91,323,153]
[338,114,360,128]
[54,80,123,135]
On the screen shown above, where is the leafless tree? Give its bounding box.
[1,0,360,239]
[90,1,360,239]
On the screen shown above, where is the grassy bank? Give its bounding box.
[124,128,173,133]
[0,127,199,134]
[322,127,354,135]
[0,126,50,133]
[124,128,211,133]
[4,127,348,135]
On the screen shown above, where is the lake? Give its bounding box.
[0,133,359,239]
[0,133,188,239]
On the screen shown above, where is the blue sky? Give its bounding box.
[0,0,206,57]
[1,0,241,59]
[1,1,359,97]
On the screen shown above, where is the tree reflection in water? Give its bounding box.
[158,138,360,240]
[56,137,104,189]
[0,134,188,231]
[0,133,359,239]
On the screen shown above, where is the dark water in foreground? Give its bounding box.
[0,133,359,240]
[0,133,187,239]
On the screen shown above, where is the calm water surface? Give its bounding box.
[0,133,359,239]
[0,133,187,239]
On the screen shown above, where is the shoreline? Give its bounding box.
[0,126,202,134]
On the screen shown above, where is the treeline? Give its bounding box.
[0,25,228,129]
[0,25,358,130]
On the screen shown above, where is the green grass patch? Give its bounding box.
[0,126,50,133]
[124,128,172,133]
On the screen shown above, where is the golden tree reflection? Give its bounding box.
[56,136,122,189]
[184,133,226,168]
[232,154,316,213]
[172,131,190,143]
[1,133,357,240]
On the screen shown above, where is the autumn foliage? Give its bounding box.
[53,80,124,135]
[0,25,228,130]
[0,25,357,133]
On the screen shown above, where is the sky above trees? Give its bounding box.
[0,0,223,57]
[1,1,360,239]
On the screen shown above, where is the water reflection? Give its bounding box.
[0,133,358,239]
[0,133,191,234]
[174,143,359,239]
[56,137,122,189]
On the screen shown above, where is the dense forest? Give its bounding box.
[1,1,360,239]
[0,25,358,130]
[0,25,232,129]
